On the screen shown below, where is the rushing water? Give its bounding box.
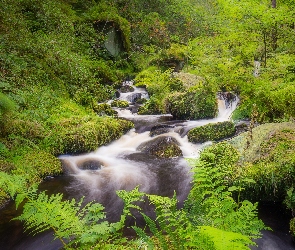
[0,84,294,249]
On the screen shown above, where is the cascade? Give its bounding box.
[0,82,293,250]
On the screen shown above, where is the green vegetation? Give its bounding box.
[136,69,217,118]
[188,121,235,143]
[111,100,129,108]
[0,0,295,248]
[0,150,266,249]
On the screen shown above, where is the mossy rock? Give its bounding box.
[12,150,62,184]
[188,121,236,143]
[93,103,118,116]
[173,72,205,89]
[111,100,129,108]
[46,116,134,155]
[119,85,134,93]
[137,136,183,158]
[164,87,217,120]
[227,122,295,201]
[135,98,147,104]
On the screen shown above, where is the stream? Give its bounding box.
[0,83,294,249]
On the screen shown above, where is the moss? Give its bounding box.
[12,150,62,184]
[111,100,129,108]
[188,121,236,143]
[45,116,134,155]
[119,85,134,93]
[3,118,45,142]
[227,122,295,201]
[93,103,118,116]
[137,136,183,158]
[165,86,218,120]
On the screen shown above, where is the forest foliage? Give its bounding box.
[0,0,295,248]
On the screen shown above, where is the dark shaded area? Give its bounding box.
[251,202,295,250]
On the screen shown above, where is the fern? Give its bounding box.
[186,153,266,246]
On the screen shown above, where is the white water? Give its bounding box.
[60,92,239,211]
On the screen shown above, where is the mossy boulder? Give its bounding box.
[228,122,295,201]
[93,103,118,116]
[188,121,236,143]
[164,86,218,120]
[46,117,134,155]
[111,100,129,108]
[119,85,134,93]
[11,150,62,184]
[137,136,183,158]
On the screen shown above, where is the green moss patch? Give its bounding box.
[137,136,183,158]
[188,121,235,143]
[93,103,118,116]
[165,86,217,120]
[111,100,129,108]
[228,122,295,201]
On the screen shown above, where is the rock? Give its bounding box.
[115,91,120,98]
[126,93,142,103]
[111,100,129,108]
[188,121,236,143]
[120,85,134,93]
[93,103,118,116]
[164,88,218,120]
[218,91,236,108]
[77,159,102,170]
[149,124,175,137]
[137,136,183,158]
[234,120,250,136]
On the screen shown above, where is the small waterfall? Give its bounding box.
[59,93,239,215]
[254,60,261,77]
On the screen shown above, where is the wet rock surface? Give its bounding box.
[137,136,183,158]
[77,159,102,170]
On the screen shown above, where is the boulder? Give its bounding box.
[77,159,102,170]
[120,85,134,93]
[126,93,142,103]
[137,136,183,158]
[149,124,175,137]
[188,121,236,143]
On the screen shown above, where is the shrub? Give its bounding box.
[188,121,236,143]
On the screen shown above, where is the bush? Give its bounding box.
[188,121,236,143]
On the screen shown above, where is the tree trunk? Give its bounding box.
[271,0,276,8]
[271,0,277,51]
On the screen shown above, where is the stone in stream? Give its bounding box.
[126,92,142,103]
[77,159,102,170]
[137,136,183,158]
[120,85,134,93]
[149,124,175,137]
